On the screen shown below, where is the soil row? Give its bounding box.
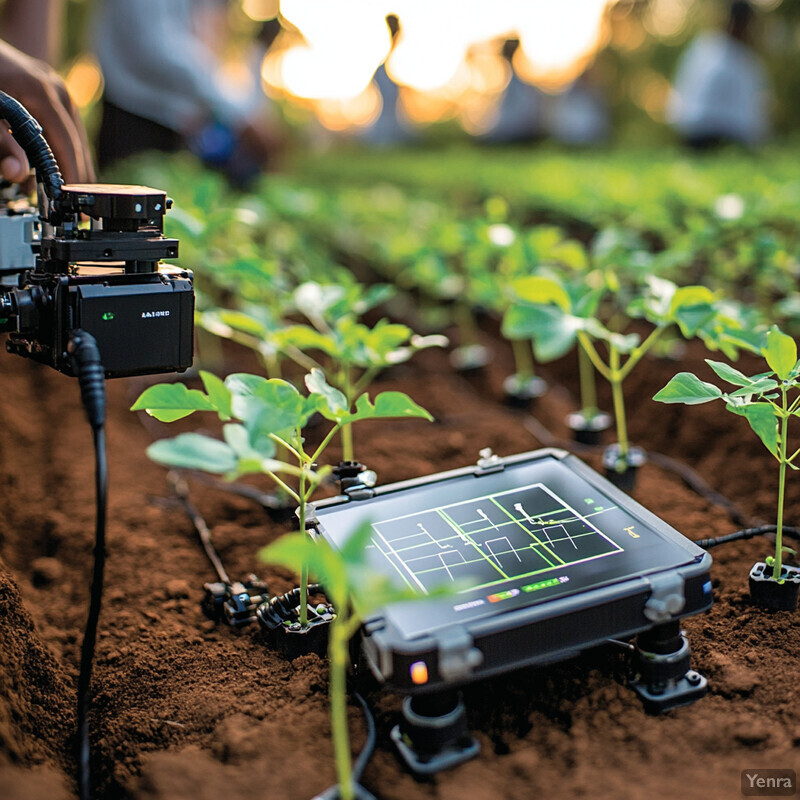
[0,332,798,800]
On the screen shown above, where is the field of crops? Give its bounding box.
[2,143,800,800]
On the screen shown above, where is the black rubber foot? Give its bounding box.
[391,693,480,777]
[749,562,800,610]
[630,669,708,713]
[630,623,708,713]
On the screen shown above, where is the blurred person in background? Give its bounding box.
[92,0,282,186]
[359,14,415,148]
[481,39,545,145]
[549,67,610,147]
[0,0,95,185]
[667,0,769,149]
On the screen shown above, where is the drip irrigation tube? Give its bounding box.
[167,471,231,584]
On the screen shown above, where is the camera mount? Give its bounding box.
[0,91,194,378]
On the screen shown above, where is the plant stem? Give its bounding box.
[262,349,282,380]
[310,423,344,466]
[618,326,664,382]
[576,332,611,382]
[774,389,788,580]
[352,366,380,396]
[455,301,478,347]
[268,433,304,464]
[609,345,629,460]
[341,367,354,462]
[329,619,354,800]
[264,471,300,503]
[511,338,534,380]
[578,345,598,415]
[341,424,354,463]
[298,466,309,627]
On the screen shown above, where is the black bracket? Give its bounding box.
[201,575,269,627]
[629,621,707,713]
[333,461,377,501]
[390,691,480,777]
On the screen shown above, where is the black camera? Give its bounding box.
[0,183,194,377]
[0,92,194,379]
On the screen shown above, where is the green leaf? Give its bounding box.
[305,368,348,417]
[130,382,217,422]
[653,373,723,404]
[501,304,578,362]
[200,372,233,420]
[582,318,640,354]
[222,422,276,460]
[273,324,336,357]
[726,402,778,455]
[261,523,424,619]
[549,240,588,270]
[668,285,716,316]
[727,377,778,397]
[294,281,346,319]
[225,374,317,442]
[763,326,797,381]
[705,360,754,387]
[509,276,570,312]
[260,532,349,611]
[630,276,676,324]
[339,391,433,425]
[147,433,238,473]
[672,303,716,338]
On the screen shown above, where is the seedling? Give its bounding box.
[654,326,800,608]
[261,522,426,800]
[506,272,757,485]
[503,271,607,431]
[131,371,432,630]
[198,279,443,461]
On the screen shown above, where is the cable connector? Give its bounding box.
[201,575,269,627]
[68,330,105,429]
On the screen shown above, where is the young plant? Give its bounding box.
[654,326,798,583]
[261,522,423,800]
[131,370,432,627]
[506,272,756,473]
[276,281,445,461]
[503,271,605,420]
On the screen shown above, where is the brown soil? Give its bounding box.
[1,332,798,800]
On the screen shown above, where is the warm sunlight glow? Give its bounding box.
[514,0,610,92]
[242,0,279,22]
[265,0,621,130]
[65,55,104,110]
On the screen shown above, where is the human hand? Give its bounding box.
[0,38,95,186]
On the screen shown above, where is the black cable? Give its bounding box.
[695,525,800,550]
[167,471,231,584]
[69,331,107,800]
[351,690,377,785]
[0,90,64,202]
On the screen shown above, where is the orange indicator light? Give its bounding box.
[410,661,429,685]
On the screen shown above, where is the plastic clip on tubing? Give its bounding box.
[0,90,64,202]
